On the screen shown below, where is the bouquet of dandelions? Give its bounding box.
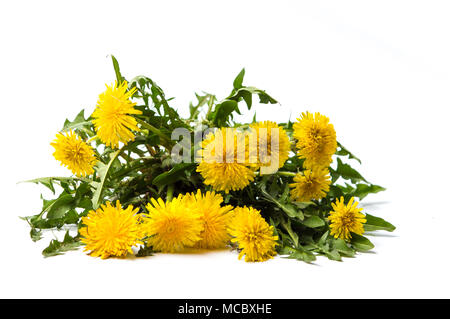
[20,56,395,262]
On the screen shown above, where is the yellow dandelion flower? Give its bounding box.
[328,196,366,240]
[228,206,278,262]
[249,121,291,171]
[289,167,331,202]
[182,190,234,249]
[197,162,255,193]
[50,130,96,177]
[293,112,337,169]
[79,201,144,259]
[92,81,142,149]
[197,128,255,193]
[143,196,204,253]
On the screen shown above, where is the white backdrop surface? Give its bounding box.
[1,0,449,298]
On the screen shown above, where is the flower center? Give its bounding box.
[340,212,354,227]
[166,225,175,233]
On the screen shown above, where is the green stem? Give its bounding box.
[111,157,156,180]
[166,184,174,202]
[135,118,173,148]
[277,171,297,177]
[92,146,126,209]
[205,94,216,120]
[86,135,98,144]
[254,170,297,178]
[281,218,299,247]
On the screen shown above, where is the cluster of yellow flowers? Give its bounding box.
[50,80,368,261]
[194,113,336,204]
[196,112,367,241]
[290,113,366,239]
[197,122,291,193]
[80,191,278,261]
[51,81,139,176]
[289,112,336,202]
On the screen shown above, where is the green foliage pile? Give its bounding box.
[20,56,394,261]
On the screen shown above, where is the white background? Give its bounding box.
[1,0,449,298]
